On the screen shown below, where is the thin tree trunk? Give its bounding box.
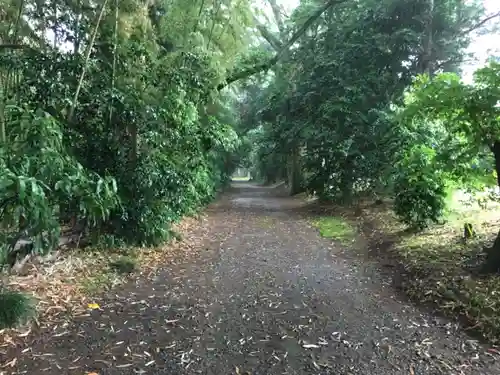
[483,140,500,273]
[109,0,119,126]
[68,0,110,122]
[193,0,206,33]
[74,0,81,54]
[287,142,303,196]
[52,0,57,48]
[421,0,434,76]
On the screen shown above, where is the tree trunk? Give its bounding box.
[287,143,303,195]
[419,0,434,76]
[340,156,355,204]
[483,140,500,273]
[68,0,109,122]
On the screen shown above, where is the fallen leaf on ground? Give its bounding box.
[2,358,17,367]
[87,303,100,310]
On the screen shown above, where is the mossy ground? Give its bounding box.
[311,216,356,244]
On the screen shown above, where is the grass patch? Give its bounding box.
[79,252,139,296]
[79,270,124,296]
[312,216,356,244]
[0,289,35,329]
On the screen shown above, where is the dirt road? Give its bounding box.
[5,183,500,374]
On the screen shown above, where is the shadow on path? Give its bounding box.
[3,182,500,374]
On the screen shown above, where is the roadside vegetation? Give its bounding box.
[312,216,356,244]
[356,189,500,342]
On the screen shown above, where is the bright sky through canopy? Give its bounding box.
[266,0,499,82]
[462,0,500,81]
[45,0,499,81]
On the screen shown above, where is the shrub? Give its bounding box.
[0,289,35,329]
[393,145,447,230]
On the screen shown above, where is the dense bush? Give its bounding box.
[0,105,118,262]
[240,0,499,241]
[393,145,447,229]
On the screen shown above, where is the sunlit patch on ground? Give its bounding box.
[231,176,251,181]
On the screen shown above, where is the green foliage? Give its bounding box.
[393,145,447,229]
[230,47,274,77]
[243,0,484,199]
[0,289,35,329]
[392,61,500,270]
[394,62,500,226]
[0,0,254,256]
[93,234,127,250]
[238,0,497,233]
[401,63,500,157]
[0,105,119,259]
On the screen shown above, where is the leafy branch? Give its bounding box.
[218,0,348,90]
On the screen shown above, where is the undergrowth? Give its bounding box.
[311,216,356,244]
[0,289,35,329]
[110,256,137,274]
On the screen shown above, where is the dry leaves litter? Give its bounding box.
[0,216,202,349]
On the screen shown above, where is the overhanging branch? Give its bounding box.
[460,11,500,36]
[255,23,283,51]
[217,0,348,91]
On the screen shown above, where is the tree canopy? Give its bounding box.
[1,0,500,271]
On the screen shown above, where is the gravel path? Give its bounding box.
[4,183,500,374]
